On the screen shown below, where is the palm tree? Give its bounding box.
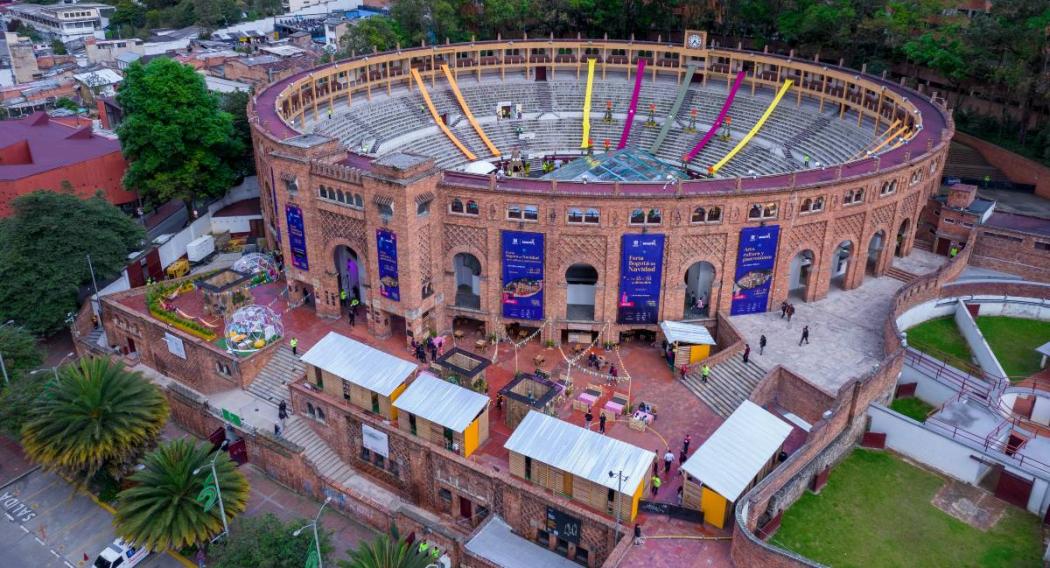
[114,439,249,551]
[340,525,433,568]
[20,357,169,481]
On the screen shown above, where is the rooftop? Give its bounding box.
[301,331,417,397]
[393,372,489,432]
[543,148,688,183]
[984,211,1050,238]
[0,112,122,181]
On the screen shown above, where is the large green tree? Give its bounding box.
[339,16,402,56]
[220,90,255,178]
[117,58,244,218]
[0,325,44,381]
[0,325,45,436]
[210,513,333,568]
[0,190,144,335]
[114,439,249,551]
[20,357,169,483]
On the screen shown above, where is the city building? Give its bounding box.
[5,2,115,43]
[72,67,122,103]
[323,7,385,48]
[4,32,40,84]
[84,37,144,65]
[0,111,133,216]
[223,53,316,88]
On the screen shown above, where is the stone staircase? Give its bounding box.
[885,266,920,284]
[282,415,357,487]
[682,357,767,417]
[246,345,305,406]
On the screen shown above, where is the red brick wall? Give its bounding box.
[749,366,836,425]
[0,150,135,216]
[971,228,1050,283]
[953,132,1050,199]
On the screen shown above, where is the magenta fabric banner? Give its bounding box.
[686,71,747,163]
[616,59,647,149]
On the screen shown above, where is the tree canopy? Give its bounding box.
[0,325,46,437]
[117,58,243,216]
[209,513,333,568]
[339,16,402,56]
[0,190,144,335]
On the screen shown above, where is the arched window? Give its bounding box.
[377,202,393,218]
[353,194,363,208]
[748,204,763,219]
[315,406,325,422]
[800,198,813,212]
[763,203,778,218]
[306,402,316,418]
[707,206,721,222]
[692,207,706,223]
[585,208,600,223]
[567,208,584,223]
[629,208,646,224]
[466,200,479,215]
[646,208,661,224]
[813,197,824,211]
[417,200,431,216]
[890,180,897,193]
[450,198,464,213]
[337,189,346,203]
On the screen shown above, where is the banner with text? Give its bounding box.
[376,228,400,301]
[618,234,665,324]
[501,231,545,320]
[730,225,780,315]
[285,204,308,270]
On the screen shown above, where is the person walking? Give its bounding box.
[682,434,692,454]
[585,408,593,430]
[495,393,504,412]
[780,301,788,318]
[663,449,674,474]
[348,309,355,327]
[676,486,684,506]
[679,448,688,464]
[633,523,643,545]
[786,304,795,322]
[679,364,688,379]
[290,337,298,356]
[599,412,607,434]
[701,364,711,384]
[339,288,347,306]
[652,452,659,476]
[650,475,662,496]
[743,343,751,363]
[799,325,810,346]
[759,334,767,355]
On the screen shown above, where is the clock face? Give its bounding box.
[687,34,702,48]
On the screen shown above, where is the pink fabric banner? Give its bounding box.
[616,59,647,149]
[685,71,747,164]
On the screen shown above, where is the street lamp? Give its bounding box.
[292,496,331,568]
[0,320,14,385]
[194,448,230,541]
[28,352,76,384]
[608,470,629,543]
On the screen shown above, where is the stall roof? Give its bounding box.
[300,332,416,397]
[681,401,792,502]
[659,321,715,345]
[504,411,654,493]
[465,516,579,568]
[1036,341,1050,358]
[393,372,489,432]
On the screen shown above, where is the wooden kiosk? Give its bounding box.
[394,372,490,457]
[659,320,716,367]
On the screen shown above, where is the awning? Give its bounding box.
[659,320,716,345]
[300,332,416,397]
[1036,341,1050,359]
[680,401,792,501]
[504,411,654,494]
[465,516,578,568]
[393,373,488,432]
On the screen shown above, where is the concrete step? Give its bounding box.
[683,358,767,418]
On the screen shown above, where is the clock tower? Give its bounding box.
[684,30,707,50]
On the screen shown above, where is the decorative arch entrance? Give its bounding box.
[684,261,716,317]
[453,252,482,309]
[896,219,911,257]
[830,240,853,290]
[867,230,886,275]
[565,263,598,321]
[334,244,367,305]
[789,250,815,300]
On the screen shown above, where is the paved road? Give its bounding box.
[0,469,183,568]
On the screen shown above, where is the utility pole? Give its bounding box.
[608,470,628,542]
[293,497,332,568]
[0,320,13,385]
[86,253,101,321]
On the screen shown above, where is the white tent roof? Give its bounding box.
[465,516,578,568]
[300,332,416,397]
[504,411,654,494]
[1036,341,1050,358]
[463,160,496,175]
[659,320,716,345]
[393,372,489,432]
[681,401,792,502]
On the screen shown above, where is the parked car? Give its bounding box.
[93,539,150,568]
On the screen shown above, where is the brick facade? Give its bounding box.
[954,131,1050,199]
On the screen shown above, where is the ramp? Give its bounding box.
[649,65,697,154]
[440,64,500,157]
[580,58,597,148]
[410,68,476,161]
[616,59,647,149]
[685,71,745,163]
[709,80,793,175]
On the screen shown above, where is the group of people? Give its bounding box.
[585,352,619,384]
[411,335,443,363]
[647,435,693,503]
[686,291,708,314]
[340,288,361,326]
[779,300,797,321]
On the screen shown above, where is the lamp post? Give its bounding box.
[292,496,331,568]
[608,470,628,542]
[0,320,14,385]
[194,448,230,541]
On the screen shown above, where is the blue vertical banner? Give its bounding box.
[617,234,666,324]
[501,231,545,320]
[730,225,781,315]
[285,204,308,270]
[376,228,400,301]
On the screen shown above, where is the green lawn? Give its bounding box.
[771,450,1043,568]
[976,316,1050,379]
[890,397,935,422]
[906,317,974,371]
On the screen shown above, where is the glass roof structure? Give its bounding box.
[542,148,688,182]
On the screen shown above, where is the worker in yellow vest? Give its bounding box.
[290,337,298,356]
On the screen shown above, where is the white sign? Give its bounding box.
[164,332,187,359]
[361,423,389,458]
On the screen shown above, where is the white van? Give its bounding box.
[93,539,150,568]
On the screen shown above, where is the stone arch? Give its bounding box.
[895,218,911,257]
[788,249,816,300]
[331,241,368,305]
[683,260,716,317]
[565,263,599,321]
[865,229,887,276]
[451,250,484,310]
[829,240,854,290]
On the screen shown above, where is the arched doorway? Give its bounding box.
[895,219,911,256]
[334,245,367,305]
[867,230,885,275]
[684,261,715,317]
[565,263,598,321]
[830,240,853,290]
[453,253,482,309]
[789,250,815,300]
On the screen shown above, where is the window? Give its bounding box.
[1035,241,1050,251]
[691,206,722,223]
[315,406,325,422]
[451,198,478,216]
[691,207,706,223]
[844,188,864,205]
[354,194,364,208]
[306,402,315,419]
[215,361,231,376]
[943,218,955,224]
[800,196,825,214]
[748,203,778,220]
[466,199,479,215]
[342,380,352,401]
[880,180,897,195]
[507,204,521,219]
[314,367,323,388]
[416,200,430,216]
[630,208,661,226]
[450,198,464,213]
[567,207,600,224]
[910,170,923,186]
[376,202,393,218]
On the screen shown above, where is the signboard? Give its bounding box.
[546,507,581,544]
[221,408,243,427]
[164,332,186,359]
[285,204,308,270]
[362,423,389,458]
[376,228,400,301]
[730,225,780,315]
[501,231,545,320]
[617,234,666,324]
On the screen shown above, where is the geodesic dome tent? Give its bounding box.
[232,253,279,285]
[224,304,283,352]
